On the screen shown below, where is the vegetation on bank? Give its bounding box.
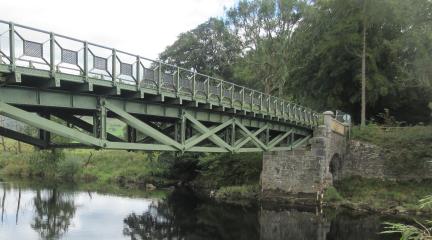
[1,125,431,210]
[324,177,432,214]
[383,196,432,240]
[0,138,262,195]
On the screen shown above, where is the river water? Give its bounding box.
[0,181,402,240]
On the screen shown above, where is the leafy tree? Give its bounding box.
[226,0,307,95]
[290,0,432,123]
[159,18,240,80]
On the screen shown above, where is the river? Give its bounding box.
[0,180,402,240]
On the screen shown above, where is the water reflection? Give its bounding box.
[0,181,401,240]
[123,188,259,239]
[31,188,76,239]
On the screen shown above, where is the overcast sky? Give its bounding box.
[1,0,237,59]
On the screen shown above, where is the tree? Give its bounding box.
[290,0,432,124]
[159,18,240,80]
[226,0,307,95]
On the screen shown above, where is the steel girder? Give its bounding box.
[0,99,313,153]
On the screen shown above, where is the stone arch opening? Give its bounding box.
[329,153,342,182]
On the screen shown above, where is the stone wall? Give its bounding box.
[340,139,432,181]
[261,148,324,194]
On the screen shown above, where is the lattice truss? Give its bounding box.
[0,100,311,152]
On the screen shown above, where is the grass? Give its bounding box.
[0,143,175,187]
[323,186,344,202]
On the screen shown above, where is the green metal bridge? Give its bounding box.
[0,20,319,153]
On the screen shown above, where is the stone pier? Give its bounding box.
[261,111,349,200]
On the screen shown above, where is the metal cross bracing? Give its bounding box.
[0,20,319,152]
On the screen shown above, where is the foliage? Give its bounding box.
[159,18,240,80]
[290,0,432,123]
[382,196,432,240]
[196,152,262,188]
[334,176,432,211]
[159,0,432,124]
[382,221,432,240]
[226,0,307,95]
[323,186,344,202]
[28,150,65,178]
[57,156,82,180]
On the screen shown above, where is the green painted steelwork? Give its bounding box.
[0,20,319,152]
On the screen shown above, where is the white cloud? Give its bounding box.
[1,0,237,59]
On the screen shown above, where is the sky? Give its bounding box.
[1,0,237,59]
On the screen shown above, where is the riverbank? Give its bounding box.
[0,125,430,215]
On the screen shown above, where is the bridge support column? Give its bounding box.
[260,111,349,202]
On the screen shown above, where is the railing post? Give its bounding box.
[241,87,245,109]
[112,49,117,84]
[267,96,270,113]
[8,22,15,71]
[219,81,223,104]
[49,32,55,75]
[250,91,254,110]
[231,84,234,107]
[206,77,210,99]
[282,101,285,119]
[176,67,180,95]
[192,72,196,100]
[83,42,89,81]
[136,56,141,86]
[158,62,162,93]
[259,93,263,112]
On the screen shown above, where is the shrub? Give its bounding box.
[28,150,65,177]
[57,155,82,180]
[323,186,344,202]
[197,152,262,187]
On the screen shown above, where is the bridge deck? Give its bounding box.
[0,20,319,152]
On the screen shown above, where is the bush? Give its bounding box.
[57,155,82,179]
[323,186,343,202]
[28,150,65,177]
[197,152,262,187]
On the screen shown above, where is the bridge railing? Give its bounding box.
[0,20,320,127]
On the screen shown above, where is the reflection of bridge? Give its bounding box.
[0,20,319,152]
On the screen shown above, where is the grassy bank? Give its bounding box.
[0,140,174,188]
[324,125,432,214]
[0,125,430,210]
[324,177,432,214]
[0,139,262,201]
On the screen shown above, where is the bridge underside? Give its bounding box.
[0,84,312,153]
